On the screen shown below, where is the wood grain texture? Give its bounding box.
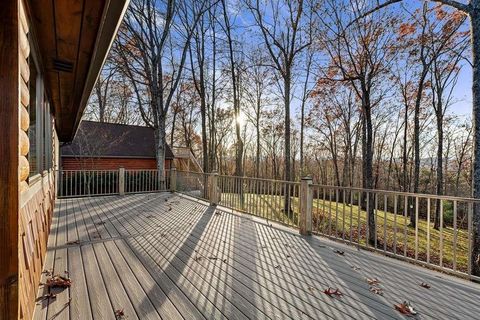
[19,155,29,181]
[0,1,19,318]
[33,193,480,320]
[20,105,29,131]
[19,176,55,320]
[20,78,29,108]
[19,130,29,157]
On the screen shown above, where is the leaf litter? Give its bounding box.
[394,301,417,316]
[323,287,343,297]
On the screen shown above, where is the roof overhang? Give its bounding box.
[27,0,129,142]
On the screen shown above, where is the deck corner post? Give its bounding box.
[170,167,177,192]
[119,167,125,195]
[300,176,313,236]
[209,172,218,205]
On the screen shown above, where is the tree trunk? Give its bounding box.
[412,94,422,228]
[154,120,166,188]
[434,109,443,230]
[256,110,261,178]
[170,108,177,147]
[284,72,292,213]
[470,8,480,276]
[96,81,105,122]
[200,97,209,173]
[365,105,375,245]
[403,105,408,192]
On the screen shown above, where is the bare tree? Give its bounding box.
[219,0,244,177]
[247,0,312,212]
[114,0,209,183]
[316,0,398,244]
[429,12,468,228]
[357,0,480,277]
[244,49,274,177]
[299,46,314,176]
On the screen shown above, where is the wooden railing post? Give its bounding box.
[119,167,125,195]
[300,176,313,236]
[209,172,218,205]
[170,168,177,192]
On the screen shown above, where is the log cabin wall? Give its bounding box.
[17,1,57,319]
[0,1,20,319]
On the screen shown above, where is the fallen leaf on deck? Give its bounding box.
[66,240,81,245]
[324,287,343,297]
[394,301,417,316]
[366,278,380,285]
[369,286,383,295]
[115,308,125,319]
[334,250,345,255]
[46,275,72,288]
[420,282,431,289]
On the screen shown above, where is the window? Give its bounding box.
[28,52,38,177]
[43,99,54,170]
[28,38,54,180]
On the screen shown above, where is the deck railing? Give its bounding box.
[173,170,479,281]
[56,169,170,197]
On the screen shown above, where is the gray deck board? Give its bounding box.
[33,199,61,320]
[46,196,70,320]
[34,193,480,320]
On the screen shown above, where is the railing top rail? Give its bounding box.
[125,169,168,171]
[310,183,480,203]
[56,169,119,172]
[175,169,479,202]
[216,174,301,185]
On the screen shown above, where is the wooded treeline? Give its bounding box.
[85,0,472,199]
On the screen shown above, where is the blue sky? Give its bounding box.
[451,63,472,118]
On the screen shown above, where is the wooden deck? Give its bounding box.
[33,193,480,320]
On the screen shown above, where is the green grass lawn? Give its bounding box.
[219,192,470,273]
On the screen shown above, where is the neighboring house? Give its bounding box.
[0,1,129,319]
[60,121,174,170]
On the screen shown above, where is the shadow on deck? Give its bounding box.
[33,193,480,320]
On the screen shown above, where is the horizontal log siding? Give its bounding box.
[61,157,172,171]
